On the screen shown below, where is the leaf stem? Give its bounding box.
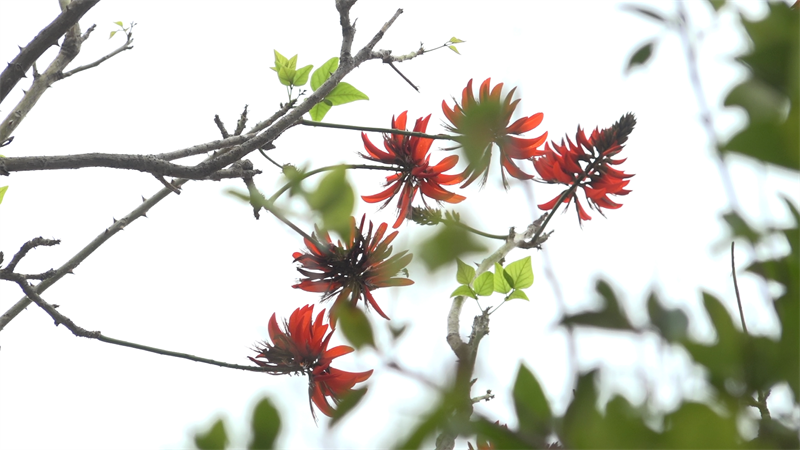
[267,163,398,204]
[442,217,506,240]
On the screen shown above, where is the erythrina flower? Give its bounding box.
[249,304,372,418]
[442,78,547,188]
[292,215,413,321]
[533,113,636,223]
[361,111,465,228]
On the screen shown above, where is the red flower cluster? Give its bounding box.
[442,78,547,188]
[292,215,413,320]
[249,305,372,418]
[361,111,465,228]
[533,113,636,222]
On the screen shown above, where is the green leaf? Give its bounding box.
[721,211,761,245]
[504,256,533,289]
[324,82,368,106]
[194,418,228,450]
[272,50,288,69]
[0,186,8,205]
[329,388,368,428]
[286,54,298,70]
[560,280,634,330]
[513,364,551,439]
[447,45,461,55]
[311,57,339,91]
[277,66,295,86]
[249,397,281,450]
[506,289,529,301]
[449,37,465,43]
[473,272,494,296]
[335,304,375,350]
[109,30,117,39]
[708,0,726,11]
[114,21,123,27]
[292,64,313,87]
[280,164,307,197]
[308,99,333,122]
[304,166,354,238]
[646,292,688,342]
[493,263,511,294]
[456,259,476,285]
[625,40,655,74]
[417,225,488,272]
[450,285,477,299]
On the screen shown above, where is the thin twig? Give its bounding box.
[731,241,748,334]
[60,23,134,79]
[5,273,269,372]
[298,119,449,140]
[675,2,739,210]
[387,61,419,92]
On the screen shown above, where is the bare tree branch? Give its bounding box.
[1,1,94,142]
[0,0,100,103]
[0,152,263,180]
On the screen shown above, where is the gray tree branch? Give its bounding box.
[0,0,100,103]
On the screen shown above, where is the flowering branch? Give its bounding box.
[1,3,412,330]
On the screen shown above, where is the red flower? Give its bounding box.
[292,215,413,320]
[361,111,465,228]
[533,113,636,223]
[249,304,372,418]
[442,78,547,188]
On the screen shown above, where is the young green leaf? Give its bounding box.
[504,256,533,289]
[311,57,339,91]
[277,66,295,86]
[506,289,529,301]
[448,45,461,55]
[329,388,368,428]
[249,397,281,450]
[450,285,477,299]
[286,54,298,70]
[494,263,512,294]
[114,21,124,27]
[292,64,313,87]
[449,37,465,43]
[194,418,229,450]
[336,305,375,350]
[625,40,655,75]
[456,259,476,285]
[304,165,354,238]
[308,99,333,122]
[473,271,494,296]
[324,82,368,106]
[0,185,8,205]
[272,50,289,70]
[109,30,117,39]
[513,364,552,438]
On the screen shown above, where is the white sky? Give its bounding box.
[0,1,797,449]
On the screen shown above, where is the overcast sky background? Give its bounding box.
[1,1,797,449]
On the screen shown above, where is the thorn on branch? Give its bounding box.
[154,174,181,194]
